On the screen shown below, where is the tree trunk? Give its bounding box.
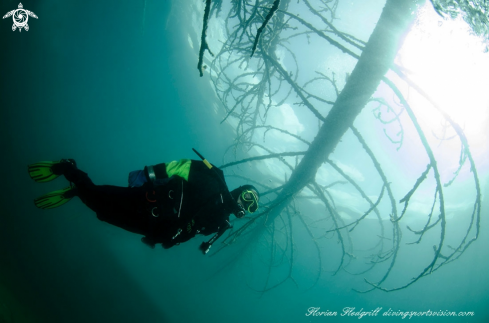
[267,0,420,219]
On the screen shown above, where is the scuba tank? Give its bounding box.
[127,149,244,253]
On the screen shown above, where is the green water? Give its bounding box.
[0,0,488,322]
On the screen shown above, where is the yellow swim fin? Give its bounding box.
[34,186,77,209]
[28,159,76,183]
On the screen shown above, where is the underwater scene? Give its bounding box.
[1,0,488,322]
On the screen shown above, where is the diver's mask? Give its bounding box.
[239,189,259,214]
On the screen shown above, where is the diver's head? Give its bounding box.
[231,185,259,217]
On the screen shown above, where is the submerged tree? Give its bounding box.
[197,0,482,292]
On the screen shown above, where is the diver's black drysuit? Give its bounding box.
[63,160,238,249]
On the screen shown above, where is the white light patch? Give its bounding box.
[251,105,304,182]
[333,161,365,183]
[257,157,290,182]
[187,34,194,49]
[396,3,489,155]
[264,104,305,143]
[327,188,365,216]
[315,166,334,187]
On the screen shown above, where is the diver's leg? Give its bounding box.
[63,163,150,235]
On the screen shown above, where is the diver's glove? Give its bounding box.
[199,220,232,255]
[199,241,211,254]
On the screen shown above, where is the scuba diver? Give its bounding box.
[27,150,259,254]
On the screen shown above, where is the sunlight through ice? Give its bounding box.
[395,2,489,159]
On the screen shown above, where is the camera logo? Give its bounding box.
[3,3,38,32]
